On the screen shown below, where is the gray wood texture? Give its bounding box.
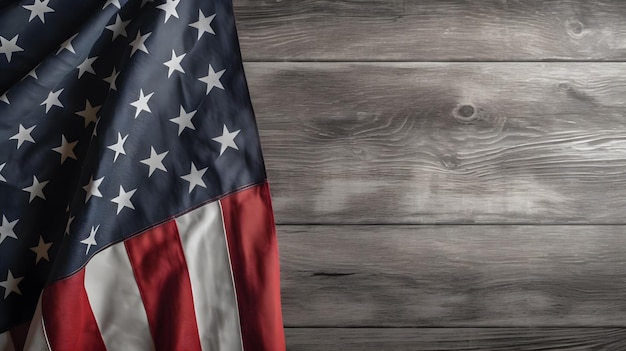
[234,0,626,61]
[285,328,626,351]
[279,225,626,327]
[246,63,626,224]
[286,328,626,351]
[234,0,626,349]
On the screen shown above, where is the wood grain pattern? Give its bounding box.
[279,225,626,327]
[246,62,626,224]
[233,0,626,61]
[285,328,626,351]
[235,2,626,347]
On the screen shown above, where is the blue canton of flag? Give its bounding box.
[0,0,285,350]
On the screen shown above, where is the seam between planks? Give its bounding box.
[283,326,626,329]
[243,59,626,63]
[275,223,626,226]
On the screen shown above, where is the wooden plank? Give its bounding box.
[246,62,626,224]
[279,225,626,327]
[285,328,626,351]
[234,0,626,61]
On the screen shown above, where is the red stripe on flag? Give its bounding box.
[42,269,107,350]
[124,219,202,351]
[220,183,286,351]
[9,322,28,351]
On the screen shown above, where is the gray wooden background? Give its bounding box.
[233,1,626,349]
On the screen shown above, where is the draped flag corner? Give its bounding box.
[0,0,285,350]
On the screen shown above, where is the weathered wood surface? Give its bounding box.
[245,62,626,224]
[285,328,626,351]
[234,0,626,61]
[235,1,626,348]
[279,225,626,327]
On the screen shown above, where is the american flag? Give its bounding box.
[0,0,285,350]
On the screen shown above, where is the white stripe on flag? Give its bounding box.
[0,330,15,351]
[23,295,50,351]
[176,201,244,351]
[84,241,155,351]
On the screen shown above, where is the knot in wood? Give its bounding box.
[566,18,585,39]
[453,104,477,123]
[351,146,369,160]
[440,154,459,170]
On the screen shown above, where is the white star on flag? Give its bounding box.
[103,67,119,91]
[27,66,38,79]
[111,186,137,214]
[169,105,196,135]
[22,176,48,203]
[129,31,151,56]
[212,125,241,156]
[189,10,216,40]
[198,64,225,95]
[52,135,78,164]
[64,215,74,236]
[0,215,18,245]
[77,56,98,78]
[57,33,77,54]
[102,0,120,9]
[130,89,154,118]
[181,162,207,193]
[41,88,64,113]
[76,100,101,127]
[83,176,104,203]
[105,14,130,40]
[0,271,23,299]
[80,225,100,255]
[9,124,36,149]
[140,147,168,177]
[0,93,8,104]
[23,0,54,23]
[30,236,53,264]
[0,35,24,62]
[163,50,185,78]
[107,132,128,162]
[91,117,101,138]
[156,0,180,23]
[0,163,5,182]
